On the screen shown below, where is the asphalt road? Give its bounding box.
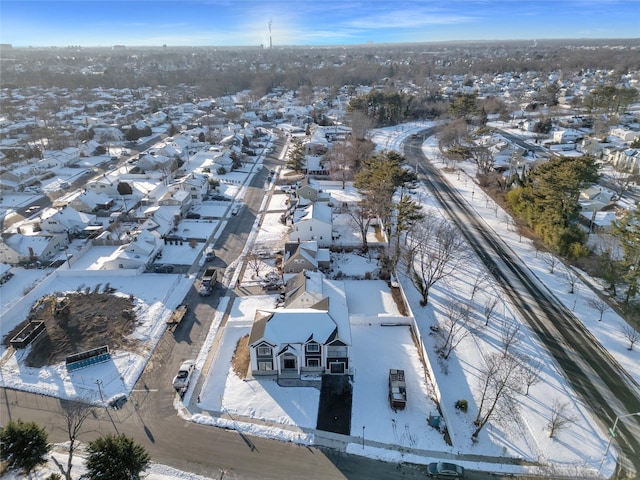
[403,132,640,479]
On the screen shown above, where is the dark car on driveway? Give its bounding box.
[427,462,464,479]
[154,264,174,273]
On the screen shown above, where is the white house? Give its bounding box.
[0,233,68,264]
[288,203,332,247]
[610,128,640,143]
[102,230,162,270]
[39,206,97,234]
[170,173,209,203]
[69,190,115,213]
[553,129,583,144]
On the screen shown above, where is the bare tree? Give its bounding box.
[347,201,374,253]
[542,252,561,274]
[325,140,355,189]
[521,355,543,395]
[471,270,492,300]
[547,398,577,438]
[436,118,468,156]
[406,217,469,306]
[483,297,498,326]
[500,318,521,357]
[608,166,639,201]
[437,300,472,360]
[563,266,579,294]
[587,297,610,321]
[468,142,494,175]
[473,353,523,439]
[52,399,94,480]
[347,109,376,141]
[621,323,640,350]
[246,253,263,279]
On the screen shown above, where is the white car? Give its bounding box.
[172,360,195,392]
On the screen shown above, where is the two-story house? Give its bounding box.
[282,241,330,274]
[288,203,332,247]
[248,271,351,380]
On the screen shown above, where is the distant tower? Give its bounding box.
[269,19,272,48]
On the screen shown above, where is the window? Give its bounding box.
[258,361,272,371]
[306,343,320,353]
[257,346,271,356]
[307,358,320,367]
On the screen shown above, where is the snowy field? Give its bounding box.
[1,123,638,479]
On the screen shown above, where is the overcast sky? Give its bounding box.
[1,0,638,48]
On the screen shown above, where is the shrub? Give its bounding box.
[455,399,468,412]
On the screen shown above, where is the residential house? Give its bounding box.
[137,153,174,172]
[39,206,97,234]
[102,229,162,270]
[552,129,583,144]
[578,137,606,157]
[87,173,121,196]
[69,190,115,213]
[248,271,351,379]
[282,241,330,274]
[297,178,331,203]
[610,128,640,143]
[609,149,640,172]
[0,166,39,192]
[171,173,209,203]
[288,203,332,247]
[158,189,191,217]
[0,232,68,264]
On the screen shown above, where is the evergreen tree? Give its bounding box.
[0,419,50,475]
[85,434,150,480]
[286,143,305,171]
[613,205,640,304]
[125,125,140,141]
[507,155,599,256]
[448,92,478,120]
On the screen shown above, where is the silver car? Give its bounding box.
[172,360,195,392]
[427,462,464,479]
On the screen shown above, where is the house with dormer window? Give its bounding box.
[248,271,351,379]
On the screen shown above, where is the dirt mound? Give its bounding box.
[3,288,138,368]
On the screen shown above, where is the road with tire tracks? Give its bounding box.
[404,131,640,479]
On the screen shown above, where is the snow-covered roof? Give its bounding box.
[252,309,338,347]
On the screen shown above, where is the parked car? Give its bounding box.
[205,251,216,261]
[154,264,174,273]
[107,393,128,409]
[172,360,195,393]
[231,205,241,216]
[427,462,464,479]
